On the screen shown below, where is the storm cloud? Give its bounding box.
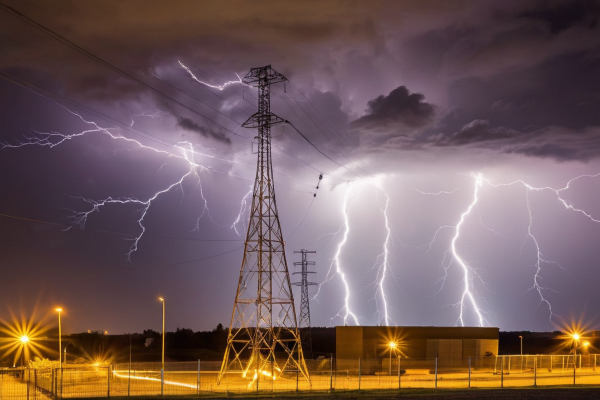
[352,86,435,130]
[176,117,232,145]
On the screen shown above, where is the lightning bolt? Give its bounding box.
[479,173,600,323]
[452,173,486,327]
[444,172,600,326]
[315,183,359,326]
[178,61,248,91]
[523,190,555,320]
[230,185,254,236]
[1,106,252,261]
[374,186,392,326]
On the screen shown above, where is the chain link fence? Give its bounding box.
[2,355,600,398]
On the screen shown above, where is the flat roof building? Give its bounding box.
[336,326,499,367]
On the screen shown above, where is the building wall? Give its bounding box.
[336,326,499,362]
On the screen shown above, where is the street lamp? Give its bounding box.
[159,298,165,372]
[519,335,523,356]
[20,335,29,367]
[56,308,63,370]
[389,341,397,375]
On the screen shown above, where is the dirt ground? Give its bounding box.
[92,387,600,400]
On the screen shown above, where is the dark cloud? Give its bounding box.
[176,117,232,145]
[503,126,600,162]
[431,120,600,162]
[519,0,600,35]
[436,119,519,146]
[351,86,435,130]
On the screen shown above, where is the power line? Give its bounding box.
[0,2,244,140]
[0,211,244,243]
[285,120,362,177]
[0,71,318,194]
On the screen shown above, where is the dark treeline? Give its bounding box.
[12,325,337,365]
[2,326,590,367]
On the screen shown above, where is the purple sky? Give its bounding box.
[1,0,600,335]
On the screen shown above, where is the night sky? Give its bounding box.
[1,0,600,335]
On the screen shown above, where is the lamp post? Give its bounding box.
[159,298,165,372]
[519,335,523,356]
[389,341,397,375]
[519,335,523,372]
[56,308,63,370]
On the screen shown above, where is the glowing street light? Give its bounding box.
[389,341,397,375]
[56,308,63,370]
[571,333,590,371]
[159,298,165,372]
[20,335,29,367]
[573,333,581,357]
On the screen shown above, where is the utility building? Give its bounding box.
[337,326,499,365]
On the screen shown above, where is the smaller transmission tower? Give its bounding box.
[293,249,316,358]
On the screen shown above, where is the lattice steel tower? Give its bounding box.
[293,249,317,358]
[218,66,309,386]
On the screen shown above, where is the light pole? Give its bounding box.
[389,341,397,375]
[519,335,523,356]
[159,298,165,372]
[519,335,523,372]
[56,308,63,370]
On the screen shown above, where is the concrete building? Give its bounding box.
[336,326,499,370]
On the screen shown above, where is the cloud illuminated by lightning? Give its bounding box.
[0,106,253,261]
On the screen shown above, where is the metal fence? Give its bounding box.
[2,355,600,398]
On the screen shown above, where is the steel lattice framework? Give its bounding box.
[218,66,309,386]
[293,249,316,358]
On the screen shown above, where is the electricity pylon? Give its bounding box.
[293,249,317,359]
[218,66,309,386]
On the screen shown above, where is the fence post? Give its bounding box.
[51,369,55,398]
[435,357,438,389]
[107,365,111,398]
[494,355,497,375]
[534,357,537,387]
[468,357,471,389]
[358,358,361,391]
[329,355,333,391]
[595,354,597,372]
[26,370,29,400]
[501,357,504,388]
[296,367,298,392]
[161,368,164,396]
[397,356,400,390]
[573,355,576,386]
[34,370,37,400]
[197,359,201,395]
[60,367,63,400]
